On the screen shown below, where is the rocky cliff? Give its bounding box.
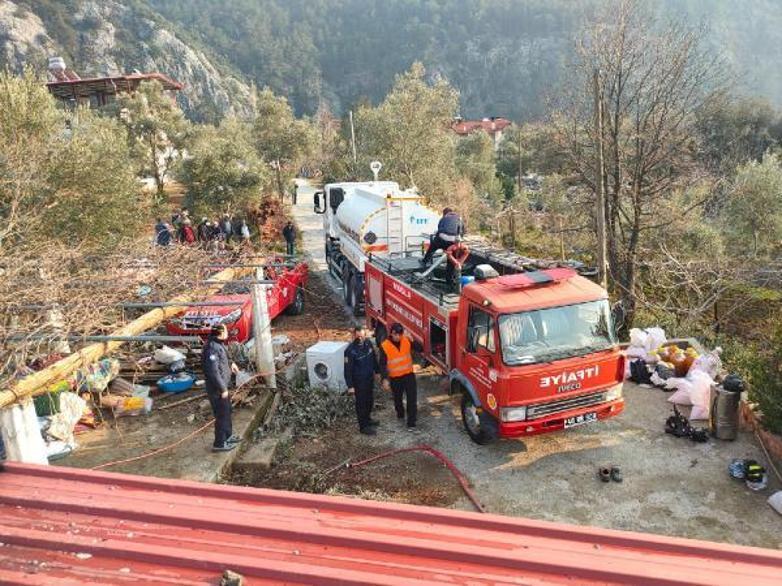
[0,0,253,121]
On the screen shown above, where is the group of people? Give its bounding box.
[344,323,422,436]
[201,321,422,451]
[155,208,251,248]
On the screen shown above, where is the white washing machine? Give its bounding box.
[306,341,349,391]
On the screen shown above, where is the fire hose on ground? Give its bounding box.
[332,444,486,513]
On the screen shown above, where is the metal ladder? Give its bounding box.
[385,199,406,257]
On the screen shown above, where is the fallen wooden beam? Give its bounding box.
[0,266,251,409]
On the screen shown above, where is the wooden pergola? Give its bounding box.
[46,72,183,107]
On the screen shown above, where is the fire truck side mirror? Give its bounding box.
[313,191,325,214]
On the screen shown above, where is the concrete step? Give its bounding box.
[233,427,293,471]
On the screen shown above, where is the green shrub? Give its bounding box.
[722,328,782,435]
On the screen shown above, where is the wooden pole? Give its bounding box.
[250,267,276,389]
[0,266,251,409]
[593,68,609,290]
[349,110,358,166]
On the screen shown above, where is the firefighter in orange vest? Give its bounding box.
[379,322,423,431]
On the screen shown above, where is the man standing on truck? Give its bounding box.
[344,326,379,436]
[379,323,423,431]
[421,208,464,266]
[202,324,241,452]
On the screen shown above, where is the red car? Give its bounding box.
[167,260,308,343]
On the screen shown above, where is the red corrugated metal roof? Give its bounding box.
[0,462,780,585]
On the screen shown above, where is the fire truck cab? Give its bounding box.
[364,243,625,444]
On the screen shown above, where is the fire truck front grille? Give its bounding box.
[526,391,606,420]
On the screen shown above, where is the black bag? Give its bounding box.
[722,374,745,393]
[630,359,652,384]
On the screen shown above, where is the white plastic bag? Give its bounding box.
[629,328,648,349]
[768,491,782,516]
[154,345,186,365]
[644,327,667,354]
[690,347,723,379]
[667,379,693,405]
[688,370,714,420]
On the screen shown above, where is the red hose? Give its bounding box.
[348,444,486,513]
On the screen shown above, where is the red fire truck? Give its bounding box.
[364,242,625,444]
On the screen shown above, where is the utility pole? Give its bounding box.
[593,68,609,290]
[349,110,358,168]
[250,267,276,389]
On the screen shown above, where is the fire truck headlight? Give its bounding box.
[605,384,623,402]
[500,406,527,422]
[218,309,242,325]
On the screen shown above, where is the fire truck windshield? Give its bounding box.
[498,299,616,365]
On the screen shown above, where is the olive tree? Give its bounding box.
[182,117,267,214]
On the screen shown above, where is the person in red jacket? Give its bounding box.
[179,218,196,244]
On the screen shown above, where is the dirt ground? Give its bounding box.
[272,268,354,354]
[231,400,464,508]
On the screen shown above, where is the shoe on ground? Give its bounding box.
[226,435,242,445]
[369,418,380,426]
[360,426,377,436]
[610,466,623,483]
[212,443,237,453]
[407,426,419,433]
[598,466,611,482]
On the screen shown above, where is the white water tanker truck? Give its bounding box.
[313,164,440,315]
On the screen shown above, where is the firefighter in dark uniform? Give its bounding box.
[421,208,464,266]
[379,322,423,431]
[344,326,379,435]
[202,324,241,451]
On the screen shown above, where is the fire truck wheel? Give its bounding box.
[461,393,494,445]
[285,287,305,316]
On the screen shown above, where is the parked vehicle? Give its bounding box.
[167,259,308,343]
[363,241,625,444]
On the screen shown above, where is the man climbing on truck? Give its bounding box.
[379,323,424,432]
[421,208,464,267]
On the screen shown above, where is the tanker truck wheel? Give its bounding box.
[461,392,496,445]
[350,274,364,316]
[342,265,353,307]
[329,254,341,281]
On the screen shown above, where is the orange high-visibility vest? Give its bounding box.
[381,336,414,379]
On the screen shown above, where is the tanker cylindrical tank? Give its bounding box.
[335,186,440,257]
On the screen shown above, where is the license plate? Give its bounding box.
[564,412,597,429]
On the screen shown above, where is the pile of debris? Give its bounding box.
[259,381,353,440]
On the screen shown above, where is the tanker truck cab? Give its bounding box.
[453,268,625,443]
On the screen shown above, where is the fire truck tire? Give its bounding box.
[285,287,305,316]
[461,393,496,445]
[350,274,363,316]
[343,264,353,306]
